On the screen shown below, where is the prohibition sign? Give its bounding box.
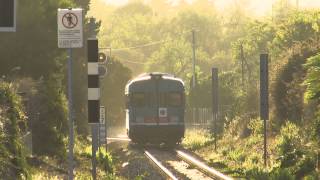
[62,12,78,29]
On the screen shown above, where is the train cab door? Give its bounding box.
[157,81,185,126]
[147,75,166,125]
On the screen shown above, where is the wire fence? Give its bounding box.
[185,108,213,129]
[185,106,232,132]
[21,131,32,155]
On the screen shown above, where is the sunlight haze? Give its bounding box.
[102,0,320,16]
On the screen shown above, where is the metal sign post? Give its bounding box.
[260,54,269,167]
[99,106,106,146]
[57,8,83,180]
[98,53,107,148]
[212,68,219,151]
[67,48,74,180]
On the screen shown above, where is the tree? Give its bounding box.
[101,57,132,126]
[146,38,209,81]
[0,0,97,156]
[103,1,155,75]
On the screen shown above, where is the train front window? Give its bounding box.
[159,93,166,107]
[167,93,183,107]
[131,93,145,107]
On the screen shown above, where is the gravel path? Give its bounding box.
[108,141,165,180]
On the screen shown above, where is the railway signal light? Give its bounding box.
[98,52,107,63]
[98,53,107,78]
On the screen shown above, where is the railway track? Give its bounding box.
[144,147,233,180]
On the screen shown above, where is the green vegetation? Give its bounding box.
[183,121,319,179]
[89,1,320,178]
[30,136,117,179]
[0,0,119,178]
[101,57,132,126]
[0,0,320,178]
[182,128,214,150]
[0,82,29,179]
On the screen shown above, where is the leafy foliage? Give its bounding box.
[32,74,68,157]
[101,57,132,126]
[304,53,320,100]
[182,128,214,150]
[0,83,29,179]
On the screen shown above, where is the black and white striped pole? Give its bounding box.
[87,38,99,180]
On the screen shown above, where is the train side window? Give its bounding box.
[131,93,145,107]
[167,92,182,107]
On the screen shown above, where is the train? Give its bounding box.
[125,72,185,145]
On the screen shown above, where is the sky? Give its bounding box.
[102,0,320,16]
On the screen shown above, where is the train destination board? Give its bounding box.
[57,8,83,48]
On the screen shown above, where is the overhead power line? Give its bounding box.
[100,40,171,52]
[113,40,170,51]
[115,57,149,65]
[118,58,148,65]
[99,30,195,65]
[99,30,193,52]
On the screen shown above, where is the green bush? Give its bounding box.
[182,128,214,150]
[276,122,303,168]
[0,83,29,179]
[274,122,317,178]
[294,155,316,179]
[246,168,295,180]
[303,171,320,180]
[270,168,295,180]
[32,74,67,158]
[98,148,114,174]
[245,168,269,180]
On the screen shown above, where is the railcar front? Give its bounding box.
[125,73,185,145]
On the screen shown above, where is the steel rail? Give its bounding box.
[175,150,233,180]
[144,150,178,180]
[106,137,131,141]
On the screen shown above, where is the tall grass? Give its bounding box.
[182,128,214,150]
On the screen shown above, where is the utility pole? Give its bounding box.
[212,68,219,151]
[192,29,197,126]
[260,54,269,168]
[240,42,245,91]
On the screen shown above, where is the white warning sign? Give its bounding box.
[58,8,83,48]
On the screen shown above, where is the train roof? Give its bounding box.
[125,72,184,93]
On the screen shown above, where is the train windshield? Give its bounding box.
[130,92,183,107]
[131,93,145,107]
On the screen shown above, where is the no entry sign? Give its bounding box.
[58,8,83,48]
